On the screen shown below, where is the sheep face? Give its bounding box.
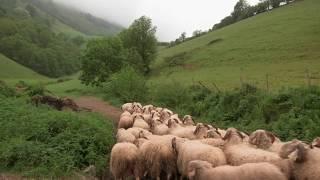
[249,130,276,149]
[279,140,301,159]
[206,129,222,139]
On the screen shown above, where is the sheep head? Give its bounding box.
[279,140,302,159]
[193,123,209,138]
[206,129,222,138]
[296,143,308,163]
[222,128,244,144]
[249,130,276,149]
[183,115,195,125]
[187,160,212,180]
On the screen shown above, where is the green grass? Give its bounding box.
[151,0,320,90]
[46,73,104,98]
[0,53,50,85]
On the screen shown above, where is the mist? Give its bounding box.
[53,0,260,41]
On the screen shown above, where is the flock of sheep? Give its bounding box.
[110,102,320,180]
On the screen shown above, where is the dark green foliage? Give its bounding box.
[146,83,320,142]
[104,66,148,103]
[0,15,81,77]
[80,37,126,86]
[0,97,114,176]
[120,16,157,74]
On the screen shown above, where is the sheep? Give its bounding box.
[132,115,150,130]
[249,129,286,153]
[116,128,136,143]
[195,138,225,148]
[120,111,131,118]
[187,160,287,180]
[172,137,227,179]
[126,127,152,139]
[222,128,282,166]
[280,141,320,180]
[110,143,141,180]
[206,128,222,139]
[121,103,134,113]
[150,119,169,135]
[142,104,154,114]
[135,135,178,180]
[169,122,209,140]
[118,115,134,129]
[183,115,195,126]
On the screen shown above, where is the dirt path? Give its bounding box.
[75,96,122,123]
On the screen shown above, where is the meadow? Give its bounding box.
[151,0,320,90]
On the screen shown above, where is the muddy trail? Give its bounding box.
[75,96,122,124]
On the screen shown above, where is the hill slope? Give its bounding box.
[30,0,122,36]
[152,0,320,90]
[0,53,49,82]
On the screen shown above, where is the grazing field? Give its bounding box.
[151,0,320,90]
[0,54,50,85]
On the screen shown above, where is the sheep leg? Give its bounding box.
[157,177,160,180]
[167,173,172,180]
[135,177,140,180]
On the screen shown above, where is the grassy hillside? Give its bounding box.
[30,0,122,36]
[152,0,320,90]
[0,53,49,84]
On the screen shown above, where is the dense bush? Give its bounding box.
[0,97,115,177]
[104,66,148,103]
[145,83,320,142]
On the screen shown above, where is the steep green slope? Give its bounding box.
[0,53,49,82]
[30,0,122,36]
[152,0,320,90]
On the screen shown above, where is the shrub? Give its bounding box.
[104,66,148,103]
[0,97,115,177]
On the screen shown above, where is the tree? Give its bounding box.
[232,0,250,20]
[179,32,186,42]
[80,37,126,86]
[119,16,157,74]
[192,30,202,37]
[270,0,281,8]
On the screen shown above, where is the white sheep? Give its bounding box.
[183,115,195,126]
[116,128,136,143]
[280,141,320,180]
[222,128,282,166]
[136,136,178,180]
[132,114,150,130]
[126,127,152,139]
[118,115,134,129]
[311,137,320,148]
[187,160,287,180]
[110,143,141,180]
[249,129,286,153]
[150,119,169,135]
[172,137,227,179]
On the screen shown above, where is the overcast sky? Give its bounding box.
[53,0,260,41]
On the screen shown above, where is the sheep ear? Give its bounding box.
[296,143,307,163]
[174,118,179,124]
[193,125,200,135]
[249,133,258,145]
[222,130,232,140]
[215,130,222,137]
[266,131,276,143]
[168,119,172,127]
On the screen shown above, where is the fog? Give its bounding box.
[53,0,260,41]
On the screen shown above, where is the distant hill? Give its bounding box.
[29,0,122,36]
[151,0,320,90]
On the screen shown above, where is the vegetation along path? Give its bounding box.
[75,96,121,123]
